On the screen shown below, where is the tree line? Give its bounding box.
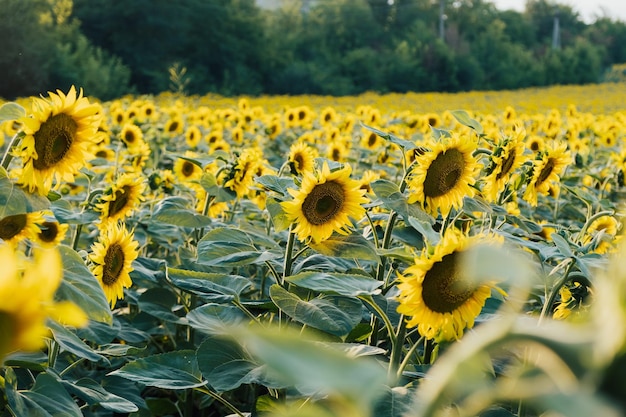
[2,0,626,101]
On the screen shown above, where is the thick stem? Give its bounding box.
[282,227,296,284]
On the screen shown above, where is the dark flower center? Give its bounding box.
[0,214,27,240]
[423,148,465,198]
[421,252,475,313]
[536,158,556,186]
[39,221,60,243]
[302,181,345,225]
[108,185,132,218]
[182,161,196,177]
[33,113,77,170]
[102,243,125,285]
[496,148,517,180]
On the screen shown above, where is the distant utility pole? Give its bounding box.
[552,11,561,49]
[439,0,445,41]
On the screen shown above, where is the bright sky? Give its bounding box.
[490,0,626,23]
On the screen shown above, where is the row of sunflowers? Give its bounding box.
[0,83,625,416]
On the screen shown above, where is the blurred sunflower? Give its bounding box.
[326,140,349,162]
[96,172,146,227]
[396,229,504,342]
[0,244,87,362]
[282,162,368,243]
[173,151,203,183]
[583,215,620,254]
[164,116,184,136]
[33,219,69,248]
[360,129,382,151]
[288,141,318,176]
[89,223,139,308]
[320,106,338,126]
[119,123,145,152]
[523,142,572,207]
[16,86,101,195]
[407,133,480,217]
[482,130,528,202]
[0,211,45,247]
[185,125,202,148]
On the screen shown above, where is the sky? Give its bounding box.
[490,0,626,23]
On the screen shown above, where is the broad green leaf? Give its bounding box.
[130,256,167,284]
[407,215,440,246]
[50,199,99,224]
[270,285,363,336]
[197,239,281,267]
[196,336,284,392]
[371,179,432,223]
[361,122,419,150]
[138,288,186,324]
[2,351,47,372]
[463,195,493,214]
[285,271,382,296]
[48,321,106,363]
[187,303,247,334]
[109,350,206,389]
[255,175,296,197]
[4,368,52,417]
[23,373,83,417]
[266,197,292,232]
[451,109,484,134]
[0,102,26,123]
[200,171,237,202]
[57,245,112,324]
[167,267,252,301]
[551,232,575,258]
[62,377,139,413]
[309,233,380,261]
[0,176,50,217]
[372,386,414,417]
[228,325,387,403]
[153,208,212,228]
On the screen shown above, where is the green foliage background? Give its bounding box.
[2,0,626,100]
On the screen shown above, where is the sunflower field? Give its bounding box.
[1,82,626,417]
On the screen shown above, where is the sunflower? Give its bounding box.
[96,172,146,227]
[583,215,620,254]
[0,211,45,247]
[164,116,184,136]
[16,86,101,195]
[33,219,69,247]
[222,148,262,198]
[320,106,338,126]
[288,141,318,176]
[0,244,87,362]
[282,162,368,243]
[553,282,592,321]
[173,151,203,183]
[406,133,480,218]
[396,229,504,342]
[89,223,139,307]
[523,142,572,207]
[185,125,202,148]
[360,128,383,151]
[482,130,528,202]
[119,123,144,152]
[326,140,349,162]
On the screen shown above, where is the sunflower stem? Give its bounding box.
[48,339,60,369]
[376,211,398,282]
[388,315,407,381]
[396,335,425,380]
[575,209,615,244]
[72,223,83,251]
[359,295,396,346]
[0,133,20,170]
[282,227,297,285]
[538,257,576,325]
[194,386,245,417]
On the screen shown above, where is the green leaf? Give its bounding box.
[371,179,432,223]
[109,350,206,389]
[373,386,414,417]
[50,199,99,224]
[152,201,213,227]
[167,267,252,301]
[255,175,296,197]
[0,102,26,123]
[361,122,419,150]
[200,171,237,202]
[229,325,387,403]
[450,109,484,134]
[138,288,186,324]
[196,336,284,392]
[62,378,139,413]
[463,195,493,214]
[270,285,363,336]
[23,373,83,417]
[551,232,575,258]
[266,197,291,232]
[309,233,380,261]
[285,271,382,296]
[0,176,50,217]
[48,321,106,363]
[187,303,247,334]
[407,215,440,246]
[57,245,112,324]
[197,227,281,267]
[4,368,52,417]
